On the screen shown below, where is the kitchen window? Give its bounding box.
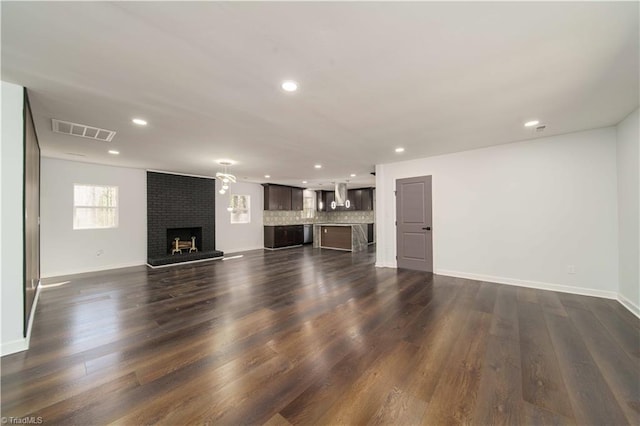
[73,184,118,229]
[303,193,315,219]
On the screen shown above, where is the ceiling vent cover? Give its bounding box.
[52,119,116,142]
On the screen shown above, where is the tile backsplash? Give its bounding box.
[263,210,374,225]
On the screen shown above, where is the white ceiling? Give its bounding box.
[2,2,638,189]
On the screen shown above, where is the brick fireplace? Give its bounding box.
[147,171,223,266]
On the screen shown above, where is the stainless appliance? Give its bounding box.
[303,224,313,244]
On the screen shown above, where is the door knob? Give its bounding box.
[422,226,431,231]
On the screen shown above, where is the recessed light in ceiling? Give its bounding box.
[264,174,271,178]
[524,120,539,127]
[132,118,147,126]
[350,173,356,177]
[108,150,120,155]
[281,80,298,92]
[314,164,322,169]
[302,180,308,184]
[395,147,405,153]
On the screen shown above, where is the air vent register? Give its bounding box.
[52,119,116,142]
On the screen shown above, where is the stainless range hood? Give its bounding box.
[335,182,347,207]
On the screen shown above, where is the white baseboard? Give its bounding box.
[435,269,618,300]
[222,246,264,255]
[1,282,42,357]
[263,245,303,251]
[1,337,28,357]
[41,261,146,279]
[375,262,397,268]
[618,293,640,319]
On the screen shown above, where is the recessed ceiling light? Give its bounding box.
[108,150,120,155]
[264,174,271,178]
[350,173,356,177]
[132,118,147,126]
[281,80,298,92]
[302,180,308,184]
[314,164,322,169]
[524,120,539,127]
[395,147,405,153]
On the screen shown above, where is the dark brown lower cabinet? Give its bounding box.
[367,223,374,243]
[264,225,304,249]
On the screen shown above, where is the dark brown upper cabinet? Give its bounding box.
[291,187,303,211]
[263,184,304,211]
[317,190,335,212]
[317,188,374,211]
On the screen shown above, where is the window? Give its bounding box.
[73,184,118,229]
[230,194,250,224]
[303,193,315,219]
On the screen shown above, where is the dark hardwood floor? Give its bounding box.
[1,246,638,425]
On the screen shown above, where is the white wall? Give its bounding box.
[215,179,264,254]
[616,109,640,315]
[376,127,619,298]
[41,158,146,277]
[1,81,26,355]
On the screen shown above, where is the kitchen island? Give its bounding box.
[313,223,372,252]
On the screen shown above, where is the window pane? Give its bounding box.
[74,185,117,207]
[230,194,250,224]
[303,196,315,219]
[73,184,119,229]
[74,207,117,229]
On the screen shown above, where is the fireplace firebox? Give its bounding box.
[167,227,202,255]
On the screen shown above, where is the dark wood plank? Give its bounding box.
[316,341,418,425]
[489,285,519,340]
[517,287,538,304]
[544,309,628,425]
[537,290,568,317]
[474,285,524,424]
[279,335,395,425]
[472,334,522,425]
[473,281,499,313]
[518,300,575,419]
[519,400,576,426]
[369,386,428,425]
[402,284,480,403]
[263,413,292,426]
[422,310,492,424]
[586,296,640,360]
[566,305,640,424]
